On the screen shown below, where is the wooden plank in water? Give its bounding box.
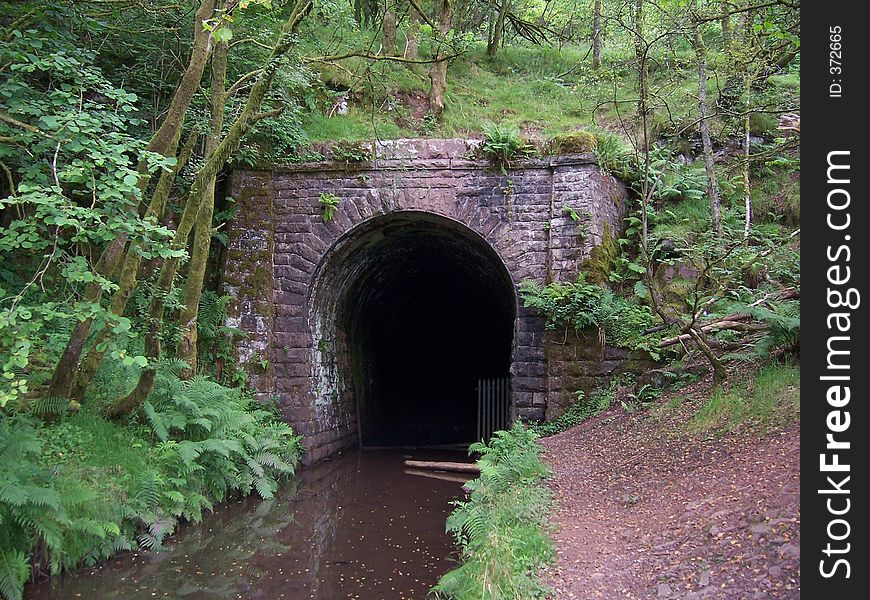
[404,469,472,484]
[403,460,481,474]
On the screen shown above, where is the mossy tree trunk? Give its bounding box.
[45,0,217,400]
[176,40,228,377]
[44,238,127,399]
[720,2,732,53]
[487,0,510,56]
[405,3,420,59]
[67,130,199,402]
[632,0,650,154]
[690,0,722,237]
[427,0,454,119]
[107,0,315,419]
[742,67,751,243]
[382,5,398,56]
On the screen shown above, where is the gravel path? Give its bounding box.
[539,380,800,599]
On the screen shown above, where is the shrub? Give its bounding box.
[432,423,553,599]
[0,362,302,600]
[519,275,659,358]
[330,140,372,162]
[143,360,303,508]
[529,390,610,437]
[318,192,340,223]
[480,123,535,174]
[0,416,125,600]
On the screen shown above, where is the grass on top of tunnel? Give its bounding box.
[301,42,706,144]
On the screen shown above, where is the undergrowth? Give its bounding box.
[687,362,800,435]
[0,361,302,600]
[519,275,660,359]
[530,374,646,437]
[432,422,554,600]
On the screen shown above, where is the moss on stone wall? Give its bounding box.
[581,223,619,284]
[546,131,598,155]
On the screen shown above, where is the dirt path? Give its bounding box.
[540,380,800,599]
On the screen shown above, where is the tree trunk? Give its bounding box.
[720,2,732,53]
[487,1,509,56]
[176,41,228,376]
[690,2,722,237]
[592,0,602,69]
[427,0,454,119]
[44,238,127,398]
[382,7,397,55]
[742,70,751,243]
[67,129,200,402]
[405,3,420,59]
[633,0,648,148]
[688,327,728,384]
[45,0,217,399]
[107,0,315,418]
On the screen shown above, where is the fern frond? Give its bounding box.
[27,396,68,417]
[0,548,30,600]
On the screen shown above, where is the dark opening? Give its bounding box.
[320,213,515,447]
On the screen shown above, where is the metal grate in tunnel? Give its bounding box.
[477,377,511,442]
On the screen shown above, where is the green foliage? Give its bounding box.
[0,416,124,600]
[530,389,607,437]
[144,360,302,506]
[531,374,644,436]
[480,123,535,174]
[318,192,340,223]
[594,134,635,180]
[196,292,246,385]
[687,362,799,434]
[330,140,372,163]
[519,276,659,358]
[0,5,180,405]
[0,362,301,599]
[433,423,553,599]
[734,302,800,359]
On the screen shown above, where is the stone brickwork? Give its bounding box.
[221,139,632,463]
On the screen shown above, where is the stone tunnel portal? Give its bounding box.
[308,212,516,447]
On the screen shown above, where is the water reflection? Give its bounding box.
[26,450,467,600]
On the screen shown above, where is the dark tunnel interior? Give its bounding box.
[323,213,515,447]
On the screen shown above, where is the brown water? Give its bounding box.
[25,450,469,600]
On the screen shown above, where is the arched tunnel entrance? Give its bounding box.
[308,212,516,447]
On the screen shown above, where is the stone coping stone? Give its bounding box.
[270,137,596,173]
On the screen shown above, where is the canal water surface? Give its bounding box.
[25,449,468,600]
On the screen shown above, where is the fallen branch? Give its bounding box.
[652,287,799,347]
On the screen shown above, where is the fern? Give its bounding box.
[743,302,800,357]
[144,364,303,516]
[520,275,658,356]
[0,363,302,598]
[433,423,554,599]
[480,123,535,174]
[26,396,68,418]
[0,549,29,600]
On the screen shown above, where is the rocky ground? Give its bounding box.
[540,377,800,599]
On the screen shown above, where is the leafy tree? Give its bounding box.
[0,3,178,407]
